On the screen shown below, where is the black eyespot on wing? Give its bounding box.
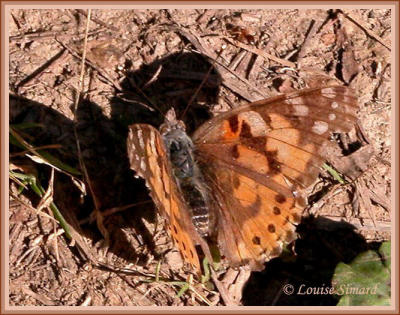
[252,236,261,245]
[273,206,281,215]
[268,224,276,233]
[275,194,287,204]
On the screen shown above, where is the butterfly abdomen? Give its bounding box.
[162,128,212,237]
[179,177,211,237]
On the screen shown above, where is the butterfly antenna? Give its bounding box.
[179,45,226,120]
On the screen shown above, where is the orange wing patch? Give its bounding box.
[202,164,301,271]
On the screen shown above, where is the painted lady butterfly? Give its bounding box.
[127,86,358,274]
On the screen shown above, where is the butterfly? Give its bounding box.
[127,86,358,274]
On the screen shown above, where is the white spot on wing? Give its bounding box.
[238,111,268,136]
[137,128,144,148]
[331,101,339,109]
[312,121,329,135]
[140,159,147,172]
[329,113,336,121]
[149,130,157,154]
[293,105,309,116]
[129,137,136,149]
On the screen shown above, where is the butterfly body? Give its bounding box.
[127,86,359,274]
[160,110,214,238]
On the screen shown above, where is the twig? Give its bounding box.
[297,18,326,63]
[20,286,58,306]
[10,28,106,42]
[114,94,155,112]
[56,39,123,91]
[368,187,390,211]
[15,49,67,91]
[222,36,296,68]
[71,9,96,206]
[76,9,119,32]
[228,49,248,71]
[317,215,391,232]
[10,144,62,158]
[339,9,391,51]
[210,268,237,306]
[43,169,61,263]
[78,200,152,225]
[143,64,163,88]
[36,168,55,213]
[355,180,377,227]
[213,55,269,101]
[126,76,162,114]
[306,184,345,216]
[9,191,56,222]
[174,27,268,101]
[10,127,81,177]
[71,9,110,246]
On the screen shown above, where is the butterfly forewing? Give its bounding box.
[127,124,203,273]
[193,86,358,188]
[193,86,358,270]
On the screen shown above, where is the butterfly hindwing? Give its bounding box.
[201,162,302,271]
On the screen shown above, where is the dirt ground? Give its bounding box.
[9,8,391,306]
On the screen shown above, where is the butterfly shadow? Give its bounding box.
[10,51,222,269]
[241,215,379,306]
[10,94,156,265]
[107,50,223,263]
[110,51,221,133]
